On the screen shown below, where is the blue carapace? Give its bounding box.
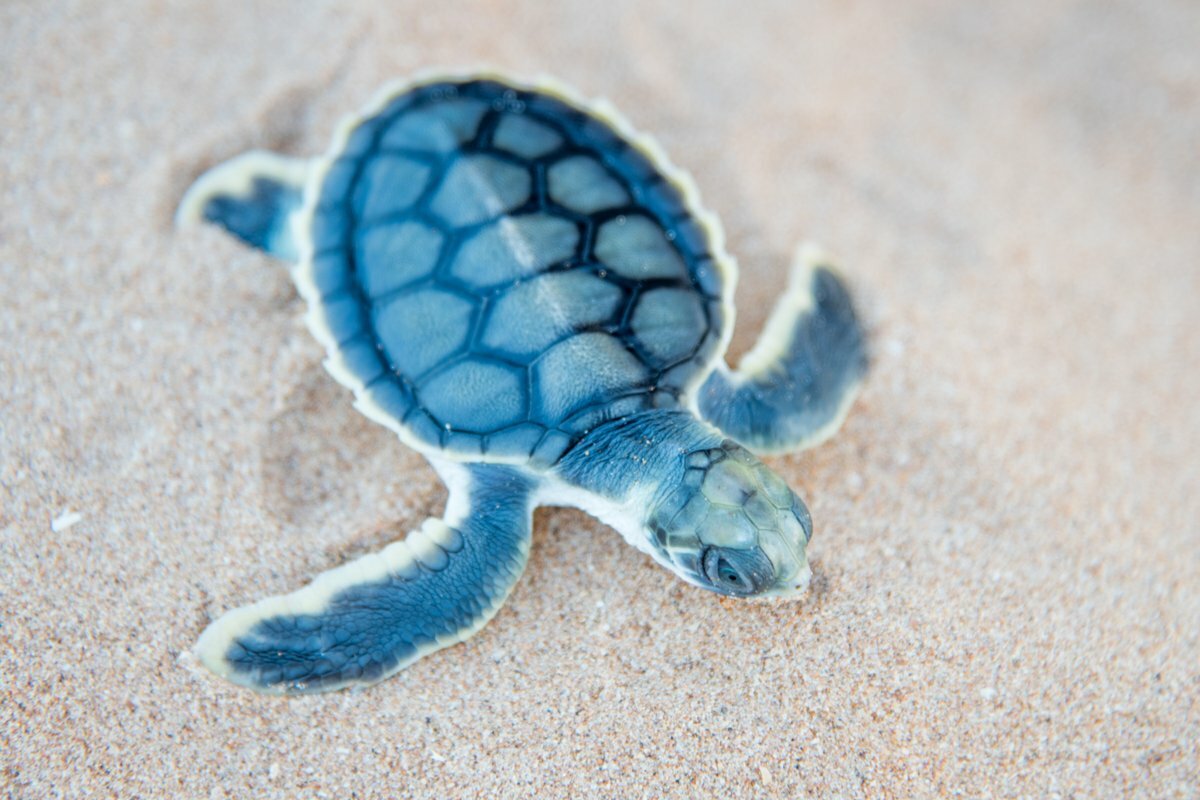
[178,72,867,693]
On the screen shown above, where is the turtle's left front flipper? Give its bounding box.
[177,151,310,261]
[194,464,536,694]
[698,246,868,455]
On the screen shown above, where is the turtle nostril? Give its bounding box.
[794,566,813,592]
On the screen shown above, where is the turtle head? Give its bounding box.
[648,442,813,599]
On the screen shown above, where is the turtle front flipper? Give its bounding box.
[697,246,868,455]
[194,464,536,694]
[177,151,310,260]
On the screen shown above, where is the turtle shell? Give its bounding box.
[298,76,732,464]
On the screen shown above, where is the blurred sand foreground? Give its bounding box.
[2,2,1197,797]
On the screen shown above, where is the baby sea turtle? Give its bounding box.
[179,72,867,693]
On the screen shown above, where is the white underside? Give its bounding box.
[535,475,720,592]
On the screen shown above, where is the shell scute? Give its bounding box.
[379,97,490,152]
[593,215,687,280]
[482,270,624,359]
[355,221,443,297]
[547,156,631,214]
[352,155,432,220]
[374,287,474,377]
[491,114,563,159]
[430,155,532,226]
[447,214,578,289]
[533,332,648,424]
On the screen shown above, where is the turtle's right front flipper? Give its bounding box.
[194,464,536,694]
[177,151,310,260]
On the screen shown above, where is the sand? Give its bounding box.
[2,1,1198,797]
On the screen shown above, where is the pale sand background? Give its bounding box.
[2,1,1198,797]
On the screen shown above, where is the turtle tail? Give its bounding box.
[177,151,310,261]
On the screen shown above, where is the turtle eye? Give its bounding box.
[701,547,764,595]
[716,559,742,586]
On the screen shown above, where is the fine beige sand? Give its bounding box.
[3,2,1198,797]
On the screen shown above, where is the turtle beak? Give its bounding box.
[755,556,812,601]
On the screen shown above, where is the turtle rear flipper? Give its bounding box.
[698,245,868,454]
[194,464,536,694]
[177,151,310,260]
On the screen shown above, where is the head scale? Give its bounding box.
[648,442,813,598]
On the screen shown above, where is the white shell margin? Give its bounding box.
[290,68,742,463]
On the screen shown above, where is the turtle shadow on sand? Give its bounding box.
[262,365,435,535]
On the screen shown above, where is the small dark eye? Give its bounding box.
[701,547,758,595]
[701,546,775,596]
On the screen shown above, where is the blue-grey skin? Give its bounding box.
[200,175,303,260]
[224,465,535,691]
[698,268,866,454]
[181,77,866,693]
